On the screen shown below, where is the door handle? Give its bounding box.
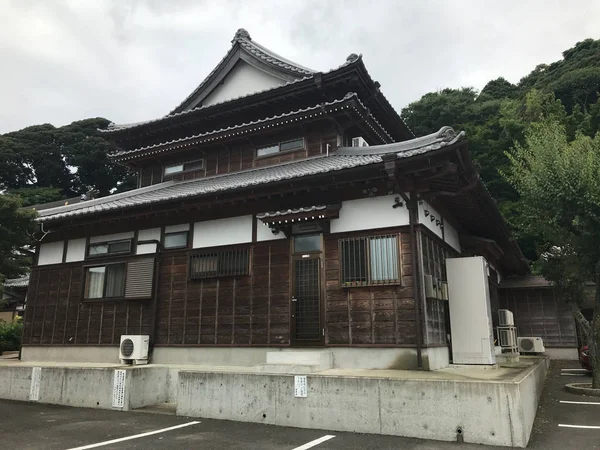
[291,297,298,302]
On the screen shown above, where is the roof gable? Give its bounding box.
[171,29,315,114]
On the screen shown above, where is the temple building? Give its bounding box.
[23,29,573,370]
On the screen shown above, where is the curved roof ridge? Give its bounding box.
[335,126,465,157]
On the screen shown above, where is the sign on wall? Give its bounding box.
[112,369,127,408]
[294,375,308,398]
[29,367,42,401]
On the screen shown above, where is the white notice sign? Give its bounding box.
[29,367,41,401]
[294,375,307,398]
[112,369,127,408]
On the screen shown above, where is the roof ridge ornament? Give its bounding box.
[346,53,361,63]
[233,28,251,43]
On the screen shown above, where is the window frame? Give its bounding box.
[256,137,305,158]
[163,230,190,250]
[163,158,205,177]
[338,233,402,287]
[87,239,133,259]
[82,261,128,301]
[189,246,251,280]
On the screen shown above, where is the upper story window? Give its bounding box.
[164,159,205,176]
[164,231,189,249]
[88,239,132,257]
[256,138,304,157]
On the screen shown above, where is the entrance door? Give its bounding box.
[291,235,323,345]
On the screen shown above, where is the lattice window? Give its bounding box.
[189,247,250,280]
[339,234,400,286]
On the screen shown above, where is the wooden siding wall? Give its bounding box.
[23,230,419,348]
[498,287,577,347]
[22,266,152,345]
[155,240,290,346]
[323,231,416,346]
[140,125,338,187]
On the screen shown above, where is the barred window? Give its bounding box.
[339,234,400,286]
[189,247,250,280]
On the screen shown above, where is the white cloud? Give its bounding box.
[0,0,598,133]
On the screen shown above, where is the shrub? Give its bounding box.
[0,319,23,353]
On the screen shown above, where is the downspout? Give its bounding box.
[407,194,424,369]
[137,239,163,360]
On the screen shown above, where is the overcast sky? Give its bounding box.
[1,0,599,134]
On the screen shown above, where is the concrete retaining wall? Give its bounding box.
[177,358,548,448]
[22,346,451,370]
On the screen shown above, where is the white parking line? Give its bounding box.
[65,421,200,450]
[559,424,600,429]
[292,435,336,450]
[560,400,600,406]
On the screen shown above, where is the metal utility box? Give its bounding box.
[446,256,496,365]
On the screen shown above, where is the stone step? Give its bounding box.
[265,350,332,370]
[255,363,321,374]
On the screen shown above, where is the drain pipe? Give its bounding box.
[137,239,163,361]
[407,194,424,369]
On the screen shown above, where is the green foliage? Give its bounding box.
[0,118,136,200]
[0,195,37,281]
[6,187,63,208]
[0,319,23,353]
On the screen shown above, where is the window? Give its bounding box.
[339,234,400,286]
[164,159,205,176]
[256,138,304,157]
[84,263,126,299]
[293,234,321,253]
[189,247,250,280]
[164,231,189,249]
[88,239,132,257]
[83,258,155,301]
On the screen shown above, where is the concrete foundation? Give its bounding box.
[21,345,451,370]
[0,356,548,447]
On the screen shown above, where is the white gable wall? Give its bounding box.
[202,61,285,106]
[418,201,461,253]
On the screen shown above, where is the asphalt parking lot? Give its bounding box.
[2,361,599,450]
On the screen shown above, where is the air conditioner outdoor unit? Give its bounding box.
[518,337,545,354]
[498,309,514,326]
[352,136,369,147]
[498,328,517,347]
[119,335,150,365]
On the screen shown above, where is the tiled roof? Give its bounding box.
[336,126,464,158]
[101,49,360,135]
[111,93,393,161]
[37,155,381,222]
[257,205,327,219]
[39,127,463,223]
[3,275,29,288]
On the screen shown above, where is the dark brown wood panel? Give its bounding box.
[498,287,577,347]
[324,230,416,346]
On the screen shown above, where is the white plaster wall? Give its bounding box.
[137,228,161,254]
[165,223,190,233]
[418,201,443,238]
[203,61,285,106]
[193,215,253,248]
[256,220,286,242]
[330,195,409,234]
[65,238,86,262]
[38,241,64,266]
[89,231,134,243]
[444,220,461,253]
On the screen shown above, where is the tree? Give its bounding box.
[504,120,600,388]
[0,195,37,285]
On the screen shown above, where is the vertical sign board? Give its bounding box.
[112,369,127,408]
[29,367,42,401]
[294,375,308,398]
